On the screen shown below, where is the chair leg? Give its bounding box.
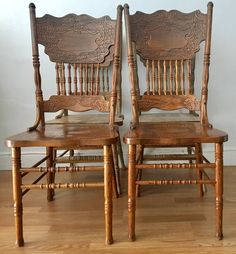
[111,146,119,199]
[46,147,54,201]
[112,144,121,196]
[128,144,136,241]
[51,148,58,197]
[215,143,223,240]
[195,143,204,197]
[12,147,24,247]
[117,129,126,170]
[69,149,75,167]
[104,145,113,245]
[136,145,144,197]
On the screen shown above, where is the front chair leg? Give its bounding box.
[215,143,223,240]
[12,147,24,247]
[128,144,136,241]
[104,145,113,244]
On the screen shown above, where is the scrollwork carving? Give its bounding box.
[36,14,116,64]
[184,96,200,111]
[43,95,109,112]
[130,10,207,60]
[138,95,200,111]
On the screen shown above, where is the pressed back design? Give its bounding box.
[36,14,115,64]
[129,10,207,60]
[29,4,121,129]
[125,4,213,127]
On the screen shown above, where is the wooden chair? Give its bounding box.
[123,2,228,241]
[5,3,123,246]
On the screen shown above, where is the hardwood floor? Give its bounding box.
[1,166,236,253]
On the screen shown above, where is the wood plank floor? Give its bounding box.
[0,166,236,253]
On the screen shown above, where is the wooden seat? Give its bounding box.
[5,3,123,246]
[123,2,228,241]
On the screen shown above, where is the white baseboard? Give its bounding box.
[0,148,235,170]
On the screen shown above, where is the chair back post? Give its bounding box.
[109,5,123,128]
[132,44,140,101]
[201,1,213,127]
[124,4,139,129]
[116,19,123,118]
[29,3,45,129]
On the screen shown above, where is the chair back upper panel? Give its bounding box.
[129,10,207,61]
[36,14,115,64]
[124,3,213,127]
[29,3,122,128]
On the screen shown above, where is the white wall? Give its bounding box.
[0,0,236,169]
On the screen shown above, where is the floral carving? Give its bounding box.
[184,96,200,111]
[36,14,116,64]
[130,10,207,60]
[138,95,200,111]
[43,95,109,112]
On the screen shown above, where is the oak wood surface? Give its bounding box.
[1,167,236,253]
[124,122,228,145]
[5,124,118,148]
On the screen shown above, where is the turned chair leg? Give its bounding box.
[215,143,223,240]
[12,147,24,247]
[69,149,75,167]
[128,144,136,241]
[195,143,204,197]
[46,147,54,201]
[136,145,144,197]
[104,145,113,245]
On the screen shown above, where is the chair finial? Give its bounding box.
[117,5,123,11]
[124,4,129,10]
[208,2,214,8]
[29,3,35,9]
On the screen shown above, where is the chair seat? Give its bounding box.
[46,114,124,126]
[6,124,118,148]
[139,112,199,123]
[124,122,228,145]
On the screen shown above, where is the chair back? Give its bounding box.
[124,2,213,128]
[29,3,123,129]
